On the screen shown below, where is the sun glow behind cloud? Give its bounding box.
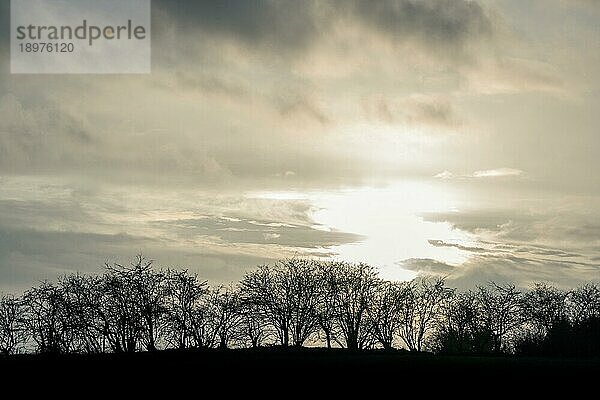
[249,180,472,281]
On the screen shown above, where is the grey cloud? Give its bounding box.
[153,216,363,249]
[399,258,455,275]
[342,0,492,61]
[171,71,250,100]
[428,239,595,268]
[273,92,330,125]
[400,252,598,290]
[154,0,494,63]
[364,96,461,128]
[445,253,599,290]
[153,0,321,55]
[422,209,534,234]
[419,203,600,288]
[0,224,278,294]
[423,208,600,247]
[0,182,363,293]
[428,239,489,253]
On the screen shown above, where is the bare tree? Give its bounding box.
[285,259,321,347]
[241,265,291,346]
[568,283,600,323]
[206,285,243,349]
[22,281,71,353]
[241,259,322,347]
[367,281,404,350]
[163,269,208,349]
[523,283,567,338]
[478,282,525,352]
[315,263,340,349]
[105,256,168,352]
[95,261,148,353]
[397,277,453,352]
[58,273,104,353]
[0,295,28,355]
[435,290,493,354]
[236,301,270,348]
[327,262,379,350]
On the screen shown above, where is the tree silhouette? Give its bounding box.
[163,269,208,349]
[397,277,452,352]
[0,295,28,355]
[477,283,525,353]
[1,255,598,357]
[367,281,404,350]
[435,290,493,354]
[327,262,379,350]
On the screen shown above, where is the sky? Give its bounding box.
[0,0,599,293]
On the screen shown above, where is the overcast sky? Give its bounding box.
[1,0,599,293]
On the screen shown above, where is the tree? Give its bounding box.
[568,283,600,323]
[241,265,291,346]
[236,300,270,348]
[285,259,321,347]
[163,269,208,349]
[327,262,379,350]
[522,283,567,339]
[58,273,103,353]
[105,256,168,352]
[367,281,404,350]
[22,281,71,353]
[434,290,493,354]
[206,285,243,349]
[397,277,452,352]
[0,295,28,355]
[95,269,143,353]
[315,262,340,349]
[478,282,525,353]
[240,259,322,347]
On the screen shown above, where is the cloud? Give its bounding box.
[338,0,492,62]
[153,0,321,56]
[433,168,523,180]
[364,95,461,128]
[466,57,564,94]
[399,258,455,275]
[472,168,523,178]
[154,0,494,63]
[417,202,600,288]
[434,170,455,180]
[401,247,598,290]
[0,177,363,293]
[152,215,363,249]
[273,91,330,125]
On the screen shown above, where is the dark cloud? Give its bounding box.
[423,208,600,248]
[422,209,534,234]
[153,216,363,249]
[0,224,282,294]
[401,252,599,290]
[364,96,461,128]
[0,183,363,293]
[273,91,330,125]
[153,0,320,55]
[428,239,488,253]
[399,258,455,275]
[153,0,493,62]
[445,253,599,290]
[341,0,492,60]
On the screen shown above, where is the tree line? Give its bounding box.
[0,256,598,356]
